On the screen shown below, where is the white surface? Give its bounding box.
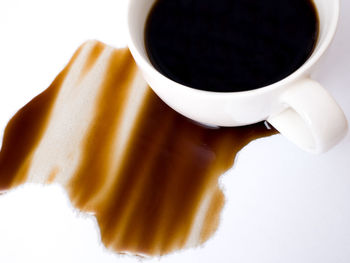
[0,0,349,262]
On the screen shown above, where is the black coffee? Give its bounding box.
[145,0,319,92]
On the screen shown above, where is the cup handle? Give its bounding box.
[267,78,348,153]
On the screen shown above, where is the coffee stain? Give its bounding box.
[0,40,277,256]
[0,46,83,189]
[80,41,106,80]
[69,50,138,209]
[47,167,60,184]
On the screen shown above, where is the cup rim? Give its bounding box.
[127,0,340,97]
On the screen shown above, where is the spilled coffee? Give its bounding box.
[145,0,319,92]
[0,41,278,256]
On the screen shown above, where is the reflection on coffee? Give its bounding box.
[145,0,319,92]
[0,41,277,256]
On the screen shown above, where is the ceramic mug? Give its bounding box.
[127,0,348,154]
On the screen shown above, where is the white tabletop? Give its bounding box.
[0,1,349,262]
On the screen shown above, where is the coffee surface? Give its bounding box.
[145,0,319,92]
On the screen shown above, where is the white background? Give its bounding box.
[0,0,349,262]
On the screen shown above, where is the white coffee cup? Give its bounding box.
[127,0,348,154]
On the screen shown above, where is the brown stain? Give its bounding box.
[199,189,225,243]
[68,49,138,209]
[47,167,60,184]
[0,46,83,189]
[95,91,179,253]
[0,41,278,256]
[80,41,105,80]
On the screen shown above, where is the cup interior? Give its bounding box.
[127,0,339,88]
[310,0,339,60]
[128,0,157,65]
